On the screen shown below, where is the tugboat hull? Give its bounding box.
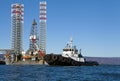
[44,54,99,66]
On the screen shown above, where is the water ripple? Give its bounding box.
[0,65,120,81]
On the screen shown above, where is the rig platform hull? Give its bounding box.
[0,61,6,65]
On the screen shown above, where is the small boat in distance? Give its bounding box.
[44,37,99,66]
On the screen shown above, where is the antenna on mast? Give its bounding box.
[70,36,73,48]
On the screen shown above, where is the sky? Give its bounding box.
[0,0,120,57]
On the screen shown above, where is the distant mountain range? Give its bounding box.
[85,57,120,65]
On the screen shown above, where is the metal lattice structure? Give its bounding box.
[39,1,47,53]
[0,49,14,54]
[11,3,24,54]
[29,19,39,51]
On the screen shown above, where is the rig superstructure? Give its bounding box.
[11,3,24,54]
[39,1,47,54]
[29,19,39,52]
[3,1,47,65]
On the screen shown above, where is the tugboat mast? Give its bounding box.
[70,37,73,48]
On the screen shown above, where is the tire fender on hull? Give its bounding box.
[52,55,58,61]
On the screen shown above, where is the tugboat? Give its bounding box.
[44,37,99,66]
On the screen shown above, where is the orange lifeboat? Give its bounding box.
[22,55,31,59]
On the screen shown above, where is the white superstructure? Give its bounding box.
[62,38,85,62]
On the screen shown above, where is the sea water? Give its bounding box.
[0,65,120,81]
